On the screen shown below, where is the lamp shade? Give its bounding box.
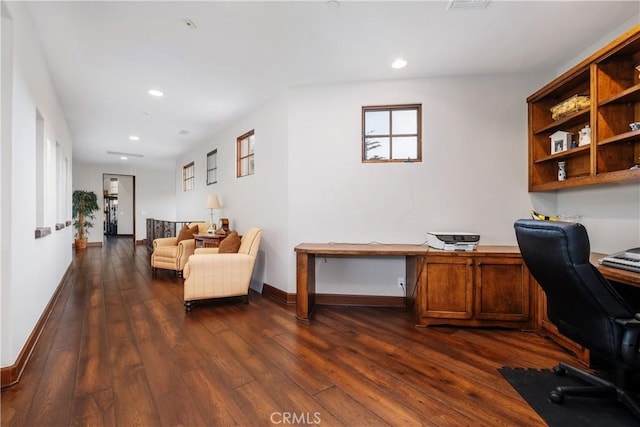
[205,195,221,209]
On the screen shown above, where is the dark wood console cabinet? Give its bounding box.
[408,247,534,329]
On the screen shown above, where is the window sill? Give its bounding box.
[35,227,52,239]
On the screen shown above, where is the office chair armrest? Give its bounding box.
[615,318,640,366]
[615,318,640,328]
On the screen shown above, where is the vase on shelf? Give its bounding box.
[558,161,566,181]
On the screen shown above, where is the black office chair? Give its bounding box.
[514,219,640,419]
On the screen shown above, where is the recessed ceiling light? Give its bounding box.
[148,89,164,97]
[120,156,128,160]
[391,58,408,69]
[129,135,140,141]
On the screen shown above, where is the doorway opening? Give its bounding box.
[102,173,136,248]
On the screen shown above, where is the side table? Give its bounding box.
[194,233,227,249]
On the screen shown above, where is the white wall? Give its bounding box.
[73,162,176,243]
[117,175,134,235]
[557,184,639,254]
[1,1,14,369]
[286,74,541,294]
[175,93,290,291]
[1,1,74,368]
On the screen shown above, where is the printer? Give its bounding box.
[427,232,480,251]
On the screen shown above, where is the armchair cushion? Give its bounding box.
[177,224,199,243]
[154,245,179,259]
[218,231,241,253]
[153,236,178,248]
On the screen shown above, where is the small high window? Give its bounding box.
[182,162,194,191]
[237,130,255,178]
[362,104,422,163]
[206,149,217,185]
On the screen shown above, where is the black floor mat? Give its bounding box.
[499,367,640,426]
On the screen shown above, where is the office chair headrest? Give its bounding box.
[514,219,591,265]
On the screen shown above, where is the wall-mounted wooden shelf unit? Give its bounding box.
[527,25,640,191]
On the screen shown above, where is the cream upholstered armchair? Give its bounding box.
[183,227,262,311]
[150,222,209,277]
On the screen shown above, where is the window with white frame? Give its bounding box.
[206,149,217,185]
[362,104,422,163]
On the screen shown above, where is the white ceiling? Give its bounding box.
[24,1,639,170]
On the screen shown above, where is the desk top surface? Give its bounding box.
[294,243,524,256]
[294,243,640,287]
[591,253,640,287]
[294,242,430,255]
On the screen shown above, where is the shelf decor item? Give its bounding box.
[550,95,590,120]
[578,125,591,146]
[558,161,567,181]
[630,122,640,132]
[550,130,572,154]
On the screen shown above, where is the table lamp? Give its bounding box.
[205,195,222,233]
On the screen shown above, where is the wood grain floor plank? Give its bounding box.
[313,385,392,426]
[73,275,112,399]
[296,308,510,425]
[272,331,437,426]
[22,347,78,427]
[217,329,344,426]
[70,390,116,427]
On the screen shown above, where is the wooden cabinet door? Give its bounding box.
[421,257,473,319]
[474,257,530,321]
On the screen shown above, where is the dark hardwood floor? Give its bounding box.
[1,237,579,426]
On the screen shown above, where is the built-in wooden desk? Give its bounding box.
[294,244,640,326]
[294,243,534,328]
[591,253,640,288]
[294,243,430,321]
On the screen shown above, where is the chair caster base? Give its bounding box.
[549,390,564,404]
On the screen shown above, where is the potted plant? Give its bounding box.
[72,190,99,249]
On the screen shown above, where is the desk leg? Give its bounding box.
[296,253,316,321]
